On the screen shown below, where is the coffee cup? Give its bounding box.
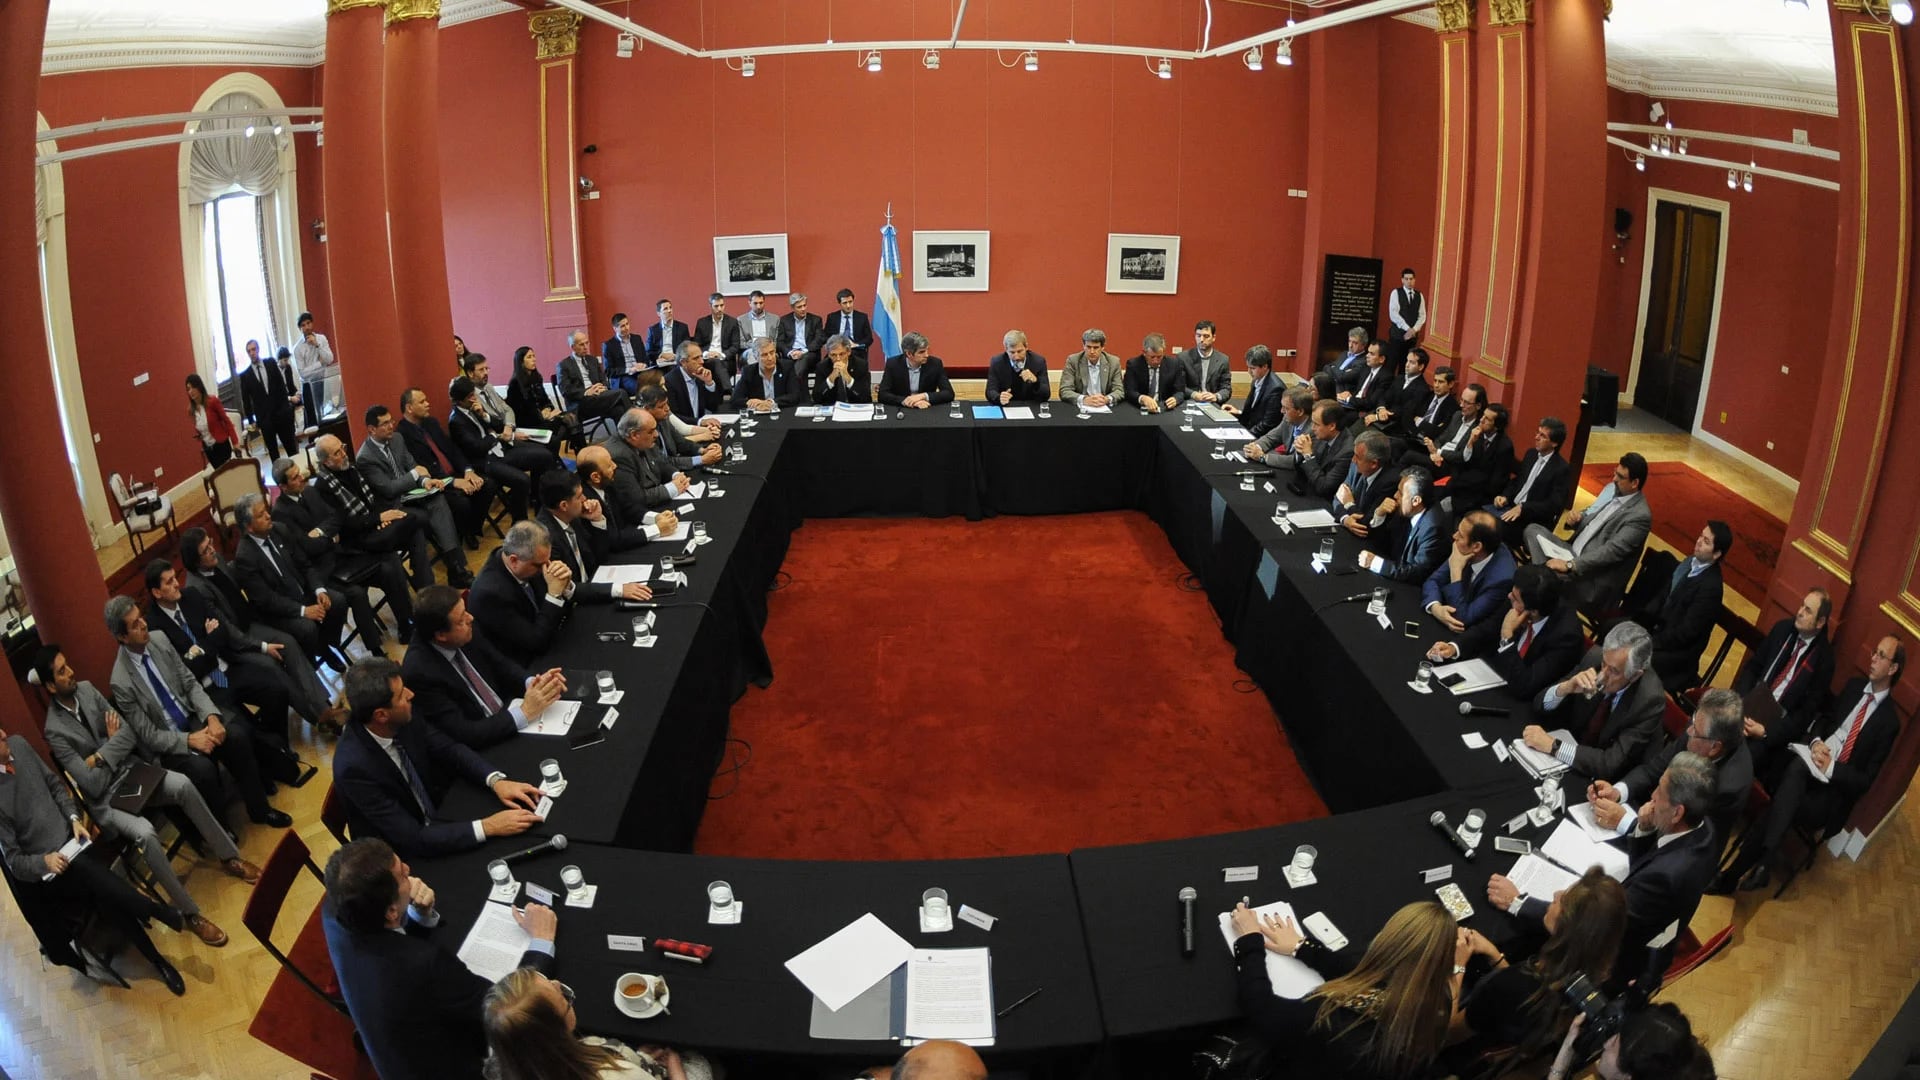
[615,972,663,1016]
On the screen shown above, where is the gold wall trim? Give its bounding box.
[1832,0,1887,13]
[1479,29,1527,374]
[1428,33,1471,354]
[1488,0,1532,26]
[1883,597,1920,642]
[326,0,386,14]
[1469,360,1514,384]
[1792,533,1858,586]
[537,59,584,297]
[385,0,440,26]
[1434,0,1474,33]
[530,10,583,60]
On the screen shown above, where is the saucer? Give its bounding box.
[614,974,670,1019]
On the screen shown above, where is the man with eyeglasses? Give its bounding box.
[324,837,558,1080]
[1585,687,1753,843]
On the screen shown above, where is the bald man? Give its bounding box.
[857,1039,988,1080]
[573,443,674,551]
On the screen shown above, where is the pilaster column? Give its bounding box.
[322,0,405,426]
[530,11,589,336]
[0,0,115,724]
[384,0,458,397]
[1291,21,1380,371]
[1423,0,1475,365]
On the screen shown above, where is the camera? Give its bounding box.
[1562,973,1642,1061]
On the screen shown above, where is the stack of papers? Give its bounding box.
[1077,403,1113,415]
[457,900,534,981]
[900,948,995,1043]
[1003,406,1036,420]
[1201,427,1250,441]
[1504,853,1581,902]
[1285,509,1338,530]
[1433,658,1506,694]
[1567,800,1631,841]
[1535,536,1575,563]
[643,519,689,543]
[707,413,742,426]
[1788,742,1833,783]
[831,403,876,422]
[518,699,582,737]
[1508,729,1574,780]
[795,406,823,418]
[1540,818,1630,881]
[591,564,653,586]
[1216,901,1324,999]
[786,913,915,1012]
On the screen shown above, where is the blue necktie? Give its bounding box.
[395,743,435,821]
[168,609,227,688]
[140,653,191,731]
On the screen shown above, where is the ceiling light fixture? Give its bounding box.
[1677,137,1688,155]
[1649,101,1666,125]
[922,48,940,69]
[243,124,255,138]
[1156,57,1173,79]
[1277,39,1294,66]
[615,31,637,58]
[1744,168,1755,192]
[272,122,284,136]
[742,55,756,76]
[865,49,882,72]
[1893,0,1915,24]
[1243,45,1263,71]
[1633,153,1645,172]
[1024,49,1039,72]
[1727,169,1738,190]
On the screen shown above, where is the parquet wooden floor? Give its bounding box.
[0,424,1906,1079]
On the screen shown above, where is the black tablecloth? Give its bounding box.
[418,841,1104,1064]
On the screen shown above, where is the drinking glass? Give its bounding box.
[595,670,615,696]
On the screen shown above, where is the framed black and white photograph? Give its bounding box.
[712,233,790,296]
[911,230,991,292]
[1105,233,1182,294]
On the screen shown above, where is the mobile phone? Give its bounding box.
[1494,836,1532,856]
[1403,620,1421,639]
[1438,671,1467,688]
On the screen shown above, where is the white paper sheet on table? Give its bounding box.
[518,698,581,736]
[785,912,915,1012]
[1284,509,1338,529]
[795,406,823,418]
[1504,853,1580,903]
[1567,800,1632,842]
[901,948,996,1042]
[1434,658,1506,694]
[1202,427,1250,440]
[683,481,706,499]
[1215,901,1325,999]
[1540,818,1630,881]
[831,403,876,422]
[1002,406,1036,420]
[1077,404,1113,415]
[707,413,742,426]
[591,564,654,585]
[644,519,690,542]
[457,900,533,981]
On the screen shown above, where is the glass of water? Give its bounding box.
[1318,537,1335,561]
[1274,498,1290,522]
[660,556,675,581]
[487,859,512,887]
[595,670,615,697]
[1415,662,1434,691]
[692,521,709,545]
[539,758,563,786]
[560,864,586,894]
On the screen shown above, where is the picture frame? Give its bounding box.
[712,233,790,296]
[911,230,991,292]
[1105,233,1181,294]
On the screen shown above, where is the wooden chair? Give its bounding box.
[204,456,268,546]
[319,783,351,847]
[242,831,350,1016]
[108,472,175,556]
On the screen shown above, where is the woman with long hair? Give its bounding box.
[1452,869,1627,1072]
[481,968,715,1080]
[504,345,582,449]
[185,372,240,467]
[1229,899,1464,1079]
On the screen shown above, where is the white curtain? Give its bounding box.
[187,91,282,204]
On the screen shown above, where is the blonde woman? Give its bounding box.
[482,968,717,1080]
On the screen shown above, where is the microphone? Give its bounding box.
[1428,811,1476,860]
[500,834,568,864]
[1179,886,1198,956]
[1457,701,1511,718]
[1310,592,1375,615]
[1233,466,1274,477]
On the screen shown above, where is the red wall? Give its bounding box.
[36,65,328,514]
[1593,90,1838,478]
[1371,17,1440,332]
[440,1,1314,371]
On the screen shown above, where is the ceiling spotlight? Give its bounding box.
[615,32,637,58]
[1649,101,1666,124]
[1648,134,1659,153]
[1633,153,1645,172]
[1894,0,1915,24]
[742,55,756,77]
[243,124,256,138]
[1659,134,1672,155]
[1156,57,1173,79]
[272,122,284,136]
[865,49,882,72]
[1727,169,1738,190]
[922,48,940,70]
[1677,137,1688,155]
[1024,49,1039,72]
[1243,45,1263,71]
[1743,169,1754,192]
[1276,39,1293,66]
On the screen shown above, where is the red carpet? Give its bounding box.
[1579,460,1784,603]
[246,907,378,1080]
[695,512,1328,861]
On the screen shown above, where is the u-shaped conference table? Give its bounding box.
[419,403,1578,1071]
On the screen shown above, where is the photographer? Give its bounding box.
[1227,899,1462,1079]
[1546,1001,1715,1080]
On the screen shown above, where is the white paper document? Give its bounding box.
[1505,853,1581,903]
[795,406,822,418]
[516,428,554,442]
[901,948,996,1042]
[591,564,654,585]
[1434,658,1507,694]
[1541,818,1630,881]
[42,835,90,881]
[1077,403,1113,415]
[831,403,876,422]
[1216,902,1325,999]
[785,912,915,1012]
[1567,800,1631,841]
[1508,729,1575,779]
[1788,742,1834,783]
[707,413,742,426]
[456,900,533,982]
[519,698,581,736]
[1002,407,1036,420]
[1202,426,1249,440]
[683,481,707,499]
[1284,509,1338,529]
[1535,536,1574,563]
[644,519,690,543]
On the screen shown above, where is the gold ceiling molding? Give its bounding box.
[385,0,440,26]
[530,10,584,60]
[1434,0,1474,33]
[325,0,387,15]
[1831,0,1887,13]
[1488,0,1532,26]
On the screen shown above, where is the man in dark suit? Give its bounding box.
[1616,521,1730,691]
[1243,386,1316,468]
[178,524,342,727]
[1385,268,1427,366]
[1296,400,1357,502]
[600,311,646,391]
[1332,430,1402,537]
[878,332,954,408]
[400,585,567,749]
[599,409,688,524]
[1223,345,1284,438]
[1444,401,1514,514]
[238,339,298,459]
[732,337,803,411]
[644,298,691,368]
[464,520,573,665]
[332,657,545,860]
[777,292,827,386]
[1421,510,1516,635]
[536,471,655,606]
[397,386,502,545]
[573,444,667,552]
[692,292,746,382]
[229,493,370,665]
[1339,340,1393,416]
[639,387,722,473]
[357,404,468,585]
[1123,333,1185,413]
[1491,414,1570,544]
[1732,588,1835,772]
[1357,468,1447,584]
[1176,320,1233,405]
[1490,752,1721,990]
[447,377,555,520]
[1427,564,1584,700]
[311,433,451,588]
[813,334,872,405]
[1588,688,1754,846]
[1717,635,1905,893]
[1401,372,1471,469]
[1522,621,1668,782]
[664,341,724,423]
[558,329,631,422]
[1360,346,1436,439]
[985,329,1051,406]
[826,288,874,364]
[1321,325,1371,396]
[143,558,294,742]
[323,836,557,1080]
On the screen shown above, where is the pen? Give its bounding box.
[996,987,1043,1018]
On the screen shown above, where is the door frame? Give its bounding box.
[1623,186,1730,435]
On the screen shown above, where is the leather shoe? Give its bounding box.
[154,958,187,996]
[222,858,262,884]
[1736,864,1772,892]
[185,915,229,947]
[314,705,348,735]
[252,808,293,829]
[465,534,481,551]
[1705,870,1739,896]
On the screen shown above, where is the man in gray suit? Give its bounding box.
[35,644,251,946]
[357,402,466,585]
[557,329,631,421]
[1176,320,1232,405]
[1057,328,1124,408]
[1242,386,1317,469]
[598,408,686,527]
[1526,452,1653,615]
[1521,621,1668,782]
[105,596,294,829]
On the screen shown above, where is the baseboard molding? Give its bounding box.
[1844,791,1906,861]
[1688,428,1801,494]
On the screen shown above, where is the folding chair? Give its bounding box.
[242,831,349,1016]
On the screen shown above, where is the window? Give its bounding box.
[199,191,279,382]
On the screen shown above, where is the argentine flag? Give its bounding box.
[873,221,904,363]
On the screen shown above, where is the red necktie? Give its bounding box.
[1839,695,1873,763]
[1583,692,1614,744]
[1518,624,1536,658]
[1769,640,1807,695]
[453,649,504,715]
